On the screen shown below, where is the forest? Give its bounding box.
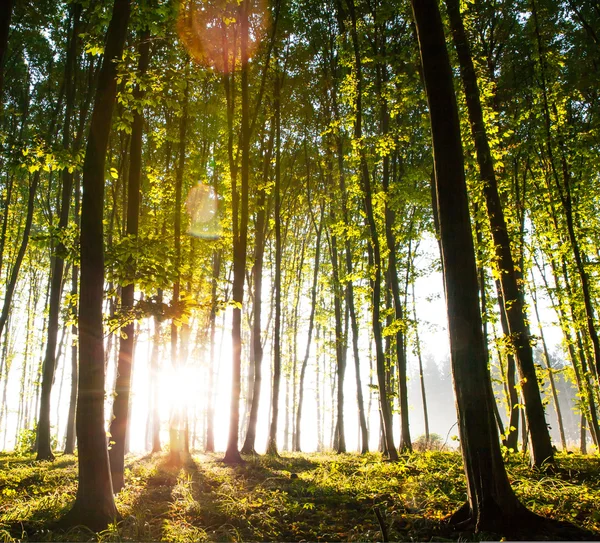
[1,0,600,540]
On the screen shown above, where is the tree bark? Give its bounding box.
[294,201,323,452]
[0,0,15,113]
[241,122,274,455]
[445,0,554,468]
[412,0,528,531]
[344,0,397,461]
[224,0,249,464]
[168,62,189,465]
[266,70,282,457]
[37,2,82,462]
[61,0,130,530]
[109,25,150,489]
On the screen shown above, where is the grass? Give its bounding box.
[0,450,599,541]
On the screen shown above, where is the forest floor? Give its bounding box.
[0,449,599,542]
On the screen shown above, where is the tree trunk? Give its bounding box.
[241,122,274,455]
[412,0,529,531]
[150,289,163,453]
[445,0,553,468]
[529,278,567,450]
[329,211,346,454]
[109,25,150,488]
[294,203,323,452]
[496,283,520,451]
[411,268,430,444]
[531,0,600,382]
[344,0,397,461]
[168,63,189,466]
[61,0,130,530]
[0,0,15,112]
[64,261,79,454]
[205,250,220,452]
[266,70,282,457]
[224,0,249,465]
[37,2,81,462]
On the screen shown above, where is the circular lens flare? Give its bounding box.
[186,183,220,239]
[177,0,270,73]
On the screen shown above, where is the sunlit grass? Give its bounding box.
[1,450,599,541]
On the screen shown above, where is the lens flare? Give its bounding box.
[177,0,270,73]
[186,183,220,239]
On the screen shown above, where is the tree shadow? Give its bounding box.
[116,454,181,541]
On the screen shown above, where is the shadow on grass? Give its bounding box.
[182,453,436,541]
[115,453,182,541]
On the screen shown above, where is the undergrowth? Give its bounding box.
[0,450,599,541]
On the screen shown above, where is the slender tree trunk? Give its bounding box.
[150,289,163,453]
[109,26,150,488]
[531,0,600,381]
[64,266,79,454]
[294,204,323,452]
[411,274,429,444]
[242,123,274,454]
[412,0,529,530]
[169,63,189,465]
[64,171,81,455]
[0,0,15,112]
[224,0,249,464]
[328,211,346,454]
[580,413,587,454]
[37,3,81,461]
[266,70,282,457]
[205,249,220,452]
[344,0,397,461]
[0,164,42,342]
[445,0,553,468]
[61,0,130,530]
[496,284,520,451]
[529,279,567,450]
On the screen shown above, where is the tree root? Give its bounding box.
[447,501,599,540]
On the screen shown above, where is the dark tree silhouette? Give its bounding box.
[61,0,131,530]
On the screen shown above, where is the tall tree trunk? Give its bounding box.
[224,0,249,464]
[109,25,150,488]
[150,289,163,453]
[531,0,600,381]
[37,3,81,461]
[496,283,520,451]
[294,203,323,452]
[529,279,567,450]
[64,167,82,455]
[329,210,346,454]
[411,266,430,444]
[169,63,189,465]
[0,170,40,342]
[331,71,368,455]
[64,261,79,454]
[61,0,130,530]
[412,0,529,531]
[266,70,282,457]
[0,0,15,113]
[445,0,554,468]
[344,0,397,461]
[241,122,274,455]
[205,250,220,452]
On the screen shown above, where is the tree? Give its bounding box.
[224,0,250,464]
[109,20,151,489]
[444,0,554,468]
[61,0,131,530]
[37,2,82,462]
[411,0,531,531]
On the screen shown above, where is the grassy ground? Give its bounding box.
[1,450,599,541]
